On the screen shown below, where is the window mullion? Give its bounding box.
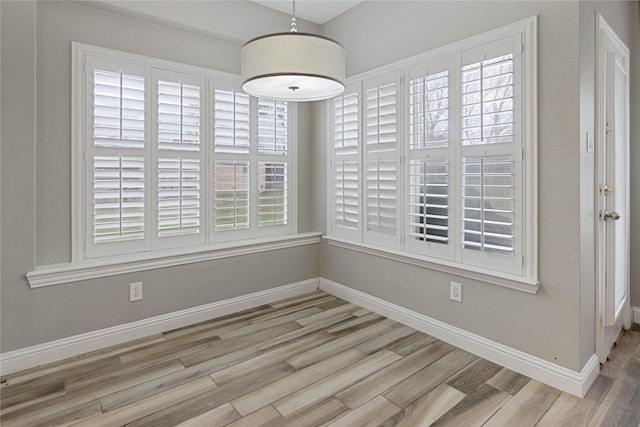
[205,79,213,244]
[479,158,485,251]
[450,53,462,263]
[146,66,155,252]
[249,97,258,237]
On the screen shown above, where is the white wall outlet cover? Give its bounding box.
[130,282,143,302]
[450,281,462,303]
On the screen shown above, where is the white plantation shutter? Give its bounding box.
[212,91,291,237]
[93,156,145,243]
[258,99,288,155]
[93,70,145,149]
[77,46,298,260]
[364,73,401,248]
[332,90,360,239]
[213,88,252,235]
[323,26,534,280]
[214,89,250,154]
[407,62,451,258]
[87,59,148,258]
[334,93,359,156]
[157,80,201,151]
[157,158,201,237]
[365,157,397,236]
[257,98,289,229]
[462,54,514,146]
[214,161,250,231]
[462,156,514,254]
[459,36,522,275]
[155,72,205,246]
[408,159,449,251]
[334,160,359,229]
[258,162,288,227]
[409,70,449,150]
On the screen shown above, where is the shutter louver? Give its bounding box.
[93,156,145,243]
[462,54,514,146]
[157,158,201,237]
[214,90,250,154]
[258,99,288,155]
[93,70,145,149]
[258,162,287,227]
[214,161,250,231]
[462,155,514,254]
[409,159,449,243]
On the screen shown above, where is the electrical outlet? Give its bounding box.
[450,281,462,302]
[130,282,142,302]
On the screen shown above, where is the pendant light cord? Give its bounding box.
[290,0,297,32]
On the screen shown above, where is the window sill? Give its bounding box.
[324,236,540,294]
[26,232,322,288]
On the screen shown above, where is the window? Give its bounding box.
[74,44,295,260]
[328,17,537,283]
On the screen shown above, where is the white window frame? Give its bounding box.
[326,16,538,291]
[72,42,297,263]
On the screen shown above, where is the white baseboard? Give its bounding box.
[319,278,598,398]
[0,278,320,375]
[633,306,640,324]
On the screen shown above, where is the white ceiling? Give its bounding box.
[252,0,364,25]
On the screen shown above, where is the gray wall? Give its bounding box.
[318,0,636,372]
[0,0,321,353]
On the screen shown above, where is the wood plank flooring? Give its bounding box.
[1,291,639,426]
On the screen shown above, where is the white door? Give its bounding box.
[595,14,631,363]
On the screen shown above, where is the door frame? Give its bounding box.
[594,13,631,363]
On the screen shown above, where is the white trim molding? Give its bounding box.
[319,278,597,398]
[325,237,540,294]
[633,306,640,324]
[0,279,320,375]
[26,232,321,288]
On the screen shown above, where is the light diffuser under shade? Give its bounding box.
[241,32,345,102]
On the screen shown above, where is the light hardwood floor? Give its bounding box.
[1,290,639,426]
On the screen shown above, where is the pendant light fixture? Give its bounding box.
[241,0,346,102]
